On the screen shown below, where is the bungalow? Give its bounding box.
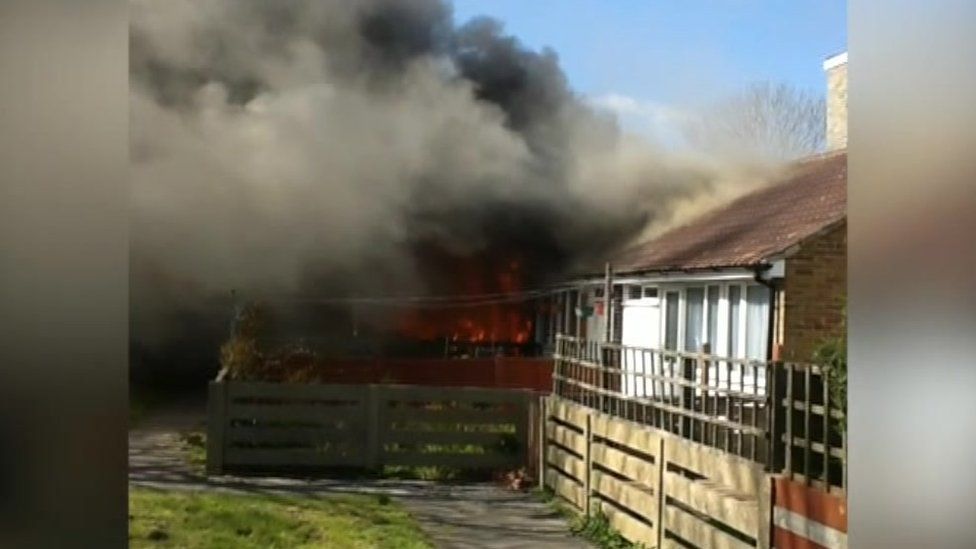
[544,53,847,380]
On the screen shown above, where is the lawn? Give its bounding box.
[129,487,432,549]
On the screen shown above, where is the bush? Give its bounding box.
[220,336,263,379]
[220,301,268,379]
[219,301,323,382]
[812,310,847,434]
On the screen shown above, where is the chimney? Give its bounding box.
[823,51,848,150]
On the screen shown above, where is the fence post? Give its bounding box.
[757,474,773,549]
[584,411,593,516]
[699,348,706,445]
[769,363,787,473]
[697,350,706,443]
[517,390,531,470]
[598,343,606,414]
[655,435,666,548]
[680,357,694,438]
[366,384,381,470]
[206,380,226,476]
[538,395,547,491]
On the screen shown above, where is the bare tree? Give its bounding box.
[685,81,826,162]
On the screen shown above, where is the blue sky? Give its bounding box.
[452,1,846,139]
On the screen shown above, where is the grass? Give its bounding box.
[381,465,462,481]
[533,488,644,549]
[129,487,432,549]
[179,431,207,473]
[569,511,644,549]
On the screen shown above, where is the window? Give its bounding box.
[643,287,658,298]
[684,287,705,351]
[706,286,719,352]
[627,285,642,300]
[651,281,771,362]
[664,291,679,350]
[745,285,771,359]
[728,286,741,358]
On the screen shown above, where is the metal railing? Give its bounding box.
[552,334,847,492]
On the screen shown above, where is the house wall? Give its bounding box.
[781,222,847,361]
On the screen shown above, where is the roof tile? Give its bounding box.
[611,150,847,274]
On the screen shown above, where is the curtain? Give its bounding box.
[684,287,705,351]
[728,286,741,358]
[745,285,771,360]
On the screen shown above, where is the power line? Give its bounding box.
[254,284,574,308]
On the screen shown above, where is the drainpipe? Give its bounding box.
[754,266,783,475]
[752,265,778,362]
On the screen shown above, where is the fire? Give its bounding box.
[395,256,535,347]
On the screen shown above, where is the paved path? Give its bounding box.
[396,483,590,549]
[129,399,590,548]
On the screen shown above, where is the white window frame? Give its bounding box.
[655,280,763,359]
[729,282,749,359]
[660,288,682,351]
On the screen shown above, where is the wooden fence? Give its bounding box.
[768,364,847,548]
[207,381,534,474]
[553,335,773,465]
[771,363,847,494]
[541,395,770,548]
[549,335,848,548]
[247,357,554,392]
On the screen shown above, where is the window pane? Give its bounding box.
[746,285,771,359]
[665,291,679,350]
[728,286,741,357]
[684,287,704,351]
[706,286,719,352]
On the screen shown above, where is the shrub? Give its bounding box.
[811,307,847,434]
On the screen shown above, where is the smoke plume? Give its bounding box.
[129,0,771,380]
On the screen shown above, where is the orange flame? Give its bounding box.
[395,257,533,345]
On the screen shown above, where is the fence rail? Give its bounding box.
[554,335,773,464]
[208,381,534,474]
[230,356,554,392]
[552,335,846,494]
[541,395,771,548]
[772,363,847,494]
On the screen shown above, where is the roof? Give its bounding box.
[608,149,847,275]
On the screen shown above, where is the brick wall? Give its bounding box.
[781,221,847,361]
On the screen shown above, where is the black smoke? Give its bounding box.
[129,0,740,385]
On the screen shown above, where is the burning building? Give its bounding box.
[129,0,766,382]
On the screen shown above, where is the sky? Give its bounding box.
[452,1,847,141]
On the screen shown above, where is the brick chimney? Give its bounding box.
[824,51,848,150]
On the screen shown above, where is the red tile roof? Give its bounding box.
[610,150,847,274]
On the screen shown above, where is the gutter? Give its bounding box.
[752,264,778,361]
